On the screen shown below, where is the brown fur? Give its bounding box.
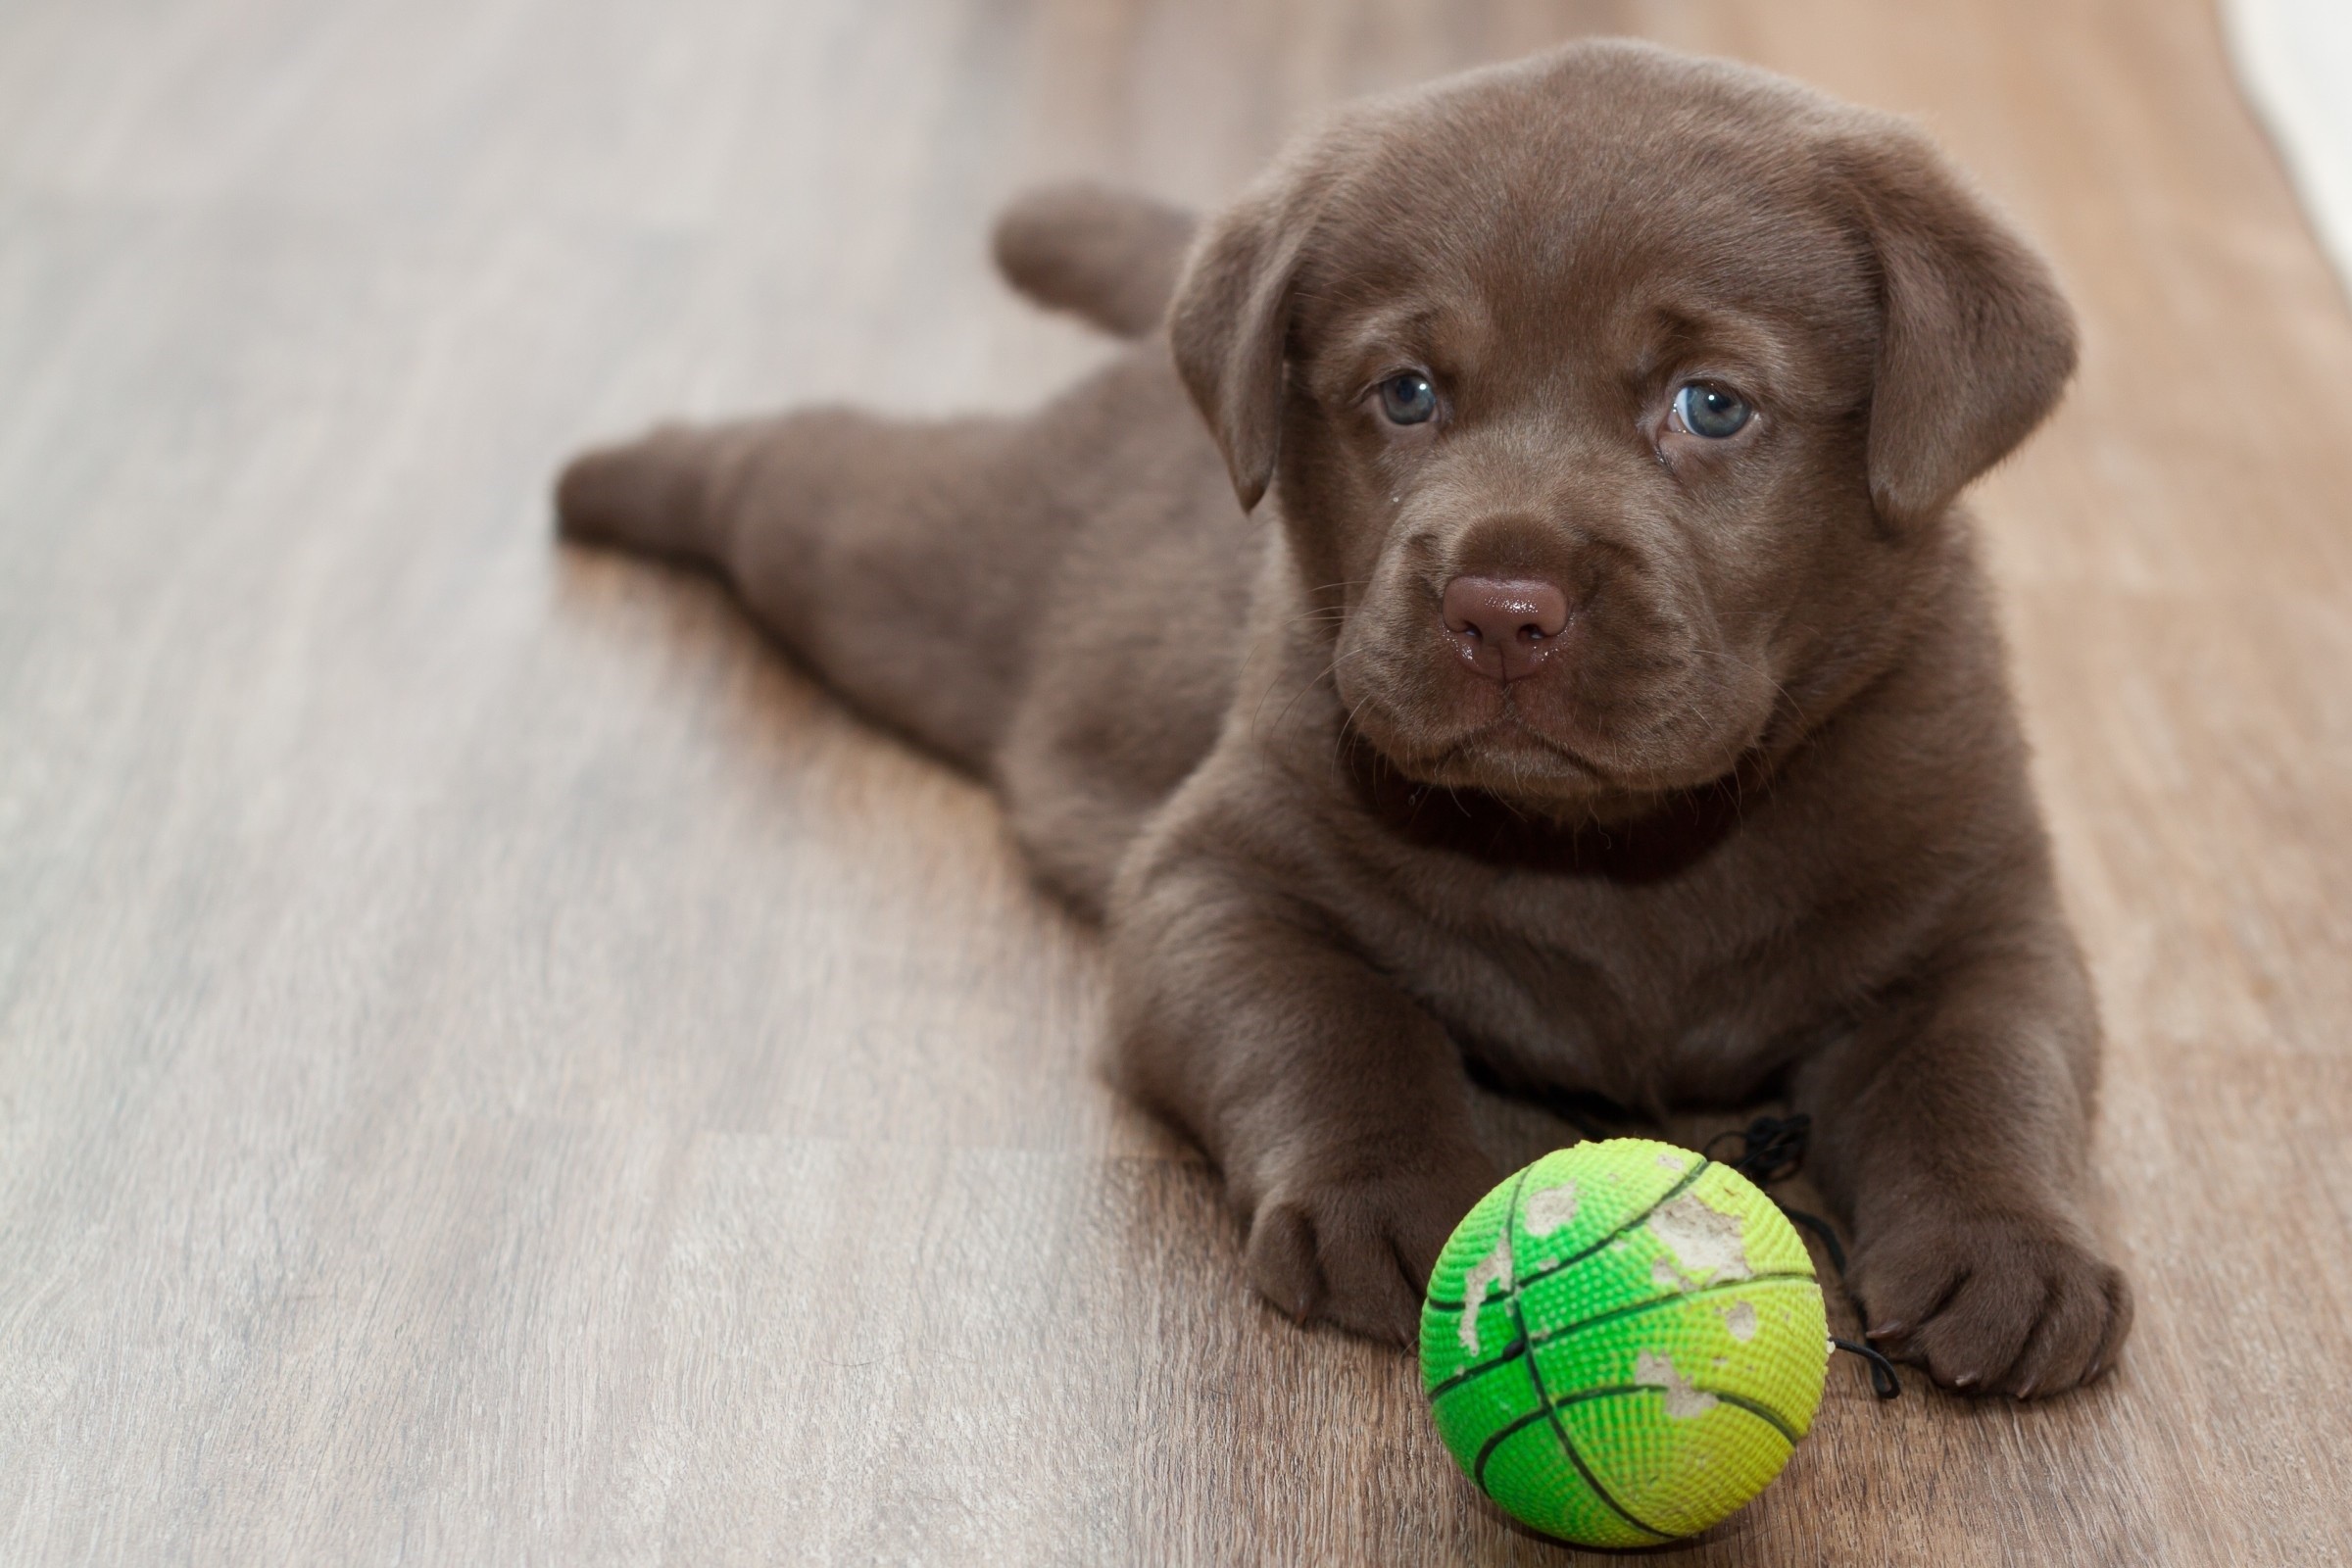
[556,40,2131,1397]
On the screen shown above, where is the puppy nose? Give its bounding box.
[1441,575,1570,682]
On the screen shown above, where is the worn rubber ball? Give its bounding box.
[1420,1138,1830,1546]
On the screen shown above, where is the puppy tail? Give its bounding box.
[555,423,740,564]
[992,182,1197,339]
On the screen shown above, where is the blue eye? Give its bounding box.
[1378,371,1439,425]
[1674,381,1751,438]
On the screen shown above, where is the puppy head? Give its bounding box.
[1170,41,2075,810]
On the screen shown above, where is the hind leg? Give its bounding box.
[557,409,1043,769]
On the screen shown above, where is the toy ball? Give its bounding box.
[1420,1138,1830,1546]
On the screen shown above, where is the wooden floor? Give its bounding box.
[3,1,2348,1562]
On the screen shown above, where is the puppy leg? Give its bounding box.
[556,411,1043,770]
[1109,835,1498,1345]
[1794,927,2132,1397]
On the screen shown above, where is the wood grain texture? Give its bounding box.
[1,1,2346,1562]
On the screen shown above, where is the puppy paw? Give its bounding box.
[1851,1211,2132,1397]
[1244,1157,1496,1346]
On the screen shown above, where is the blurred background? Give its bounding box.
[1,2,2347,1563]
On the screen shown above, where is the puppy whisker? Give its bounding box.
[1251,644,1371,744]
[1694,645,1807,733]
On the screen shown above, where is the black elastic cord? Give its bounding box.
[1705,1113,1811,1184]
[1705,1112,1899,1402]
[1782,1206,1848,1277]
[1833,1337,1903,1400]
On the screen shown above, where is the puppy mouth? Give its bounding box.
[1365,697,1623,792]
[1352,683,1757,804]
[1334,615,1770,800]
[1446,710,1607,775]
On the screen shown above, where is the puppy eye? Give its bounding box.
[1378,371,1439,425]
[1673,381,1751,439]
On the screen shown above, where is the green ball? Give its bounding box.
[1420,1138,1830,1547]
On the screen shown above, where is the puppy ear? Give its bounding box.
[1843,127,2079,527]
[1167,165,1326,513]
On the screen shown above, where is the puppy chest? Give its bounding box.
[1374,900,1828,1099]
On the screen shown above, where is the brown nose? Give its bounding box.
[1442,575,1570,682]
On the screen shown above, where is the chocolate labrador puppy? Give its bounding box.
[557,39,2131,1397]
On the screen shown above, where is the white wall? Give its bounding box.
[2226,0,2352,299]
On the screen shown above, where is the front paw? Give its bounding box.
[1244,1154,1498,1346]
[1852,1211,2132,1397]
